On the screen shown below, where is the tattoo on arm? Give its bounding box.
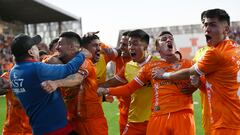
[56,73,86,87]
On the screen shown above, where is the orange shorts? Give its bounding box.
[122,121,148,135]
[211,128,240,135]
[146,110,195,135]
[70,117,108,135]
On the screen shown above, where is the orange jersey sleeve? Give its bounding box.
[100,42,131,74]
[109,79,142,96]
[100,42,118,63]
[195,48,220,75]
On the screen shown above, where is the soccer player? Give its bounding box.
[9,34,85,135]
[43,34,108,135]
[87,31,132,134]
[100,29,155,135]
[152,8,240,135]
[98,31,196,135]
[98,31,132,134]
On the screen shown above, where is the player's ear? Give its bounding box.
[223,22,230,35]
[28,49,34,56]
[28,47,38,57]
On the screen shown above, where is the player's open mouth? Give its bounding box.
[95,52,100,58]
[130,52,136,57]
[205,35,212,43]
[167,44,173,49]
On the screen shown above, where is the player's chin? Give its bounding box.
[132,57,138,62]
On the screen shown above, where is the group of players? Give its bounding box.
[0,8,239,135]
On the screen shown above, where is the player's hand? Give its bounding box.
[152,68,165,80]
[97,87,109,96]
[41,81,58,93]
[105,94,114,103]
[82,31,100,37]
[80,48,92,58]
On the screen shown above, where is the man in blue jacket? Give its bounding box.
[10,34,85,135]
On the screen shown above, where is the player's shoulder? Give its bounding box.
[144,59,162,69]
[81,58,94,69]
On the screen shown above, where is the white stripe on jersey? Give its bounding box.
[134,77,144,86]
[114,75,127,83]
[194,63,205,76]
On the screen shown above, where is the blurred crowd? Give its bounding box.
[229,26,240,44]
[0,34,13,75]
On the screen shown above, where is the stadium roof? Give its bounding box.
[0,0,80,24]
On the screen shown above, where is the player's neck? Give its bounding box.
[162,55,178,63]
[136,55,147,64]
[61,55,74,64]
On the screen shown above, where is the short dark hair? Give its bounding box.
[128,29,149,44]
[122,31,131,36]
[59,32,81,46]
[158,31,173,37]
[201,8,230,25]
[81,35,99,48]
[155,31,173,47]
[49,38,59,51]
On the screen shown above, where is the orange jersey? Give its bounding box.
[195,39,240,129]
[62,58,107,134]
[1,72,32,135]
[78,58,102,105]
[109,59,194,115]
